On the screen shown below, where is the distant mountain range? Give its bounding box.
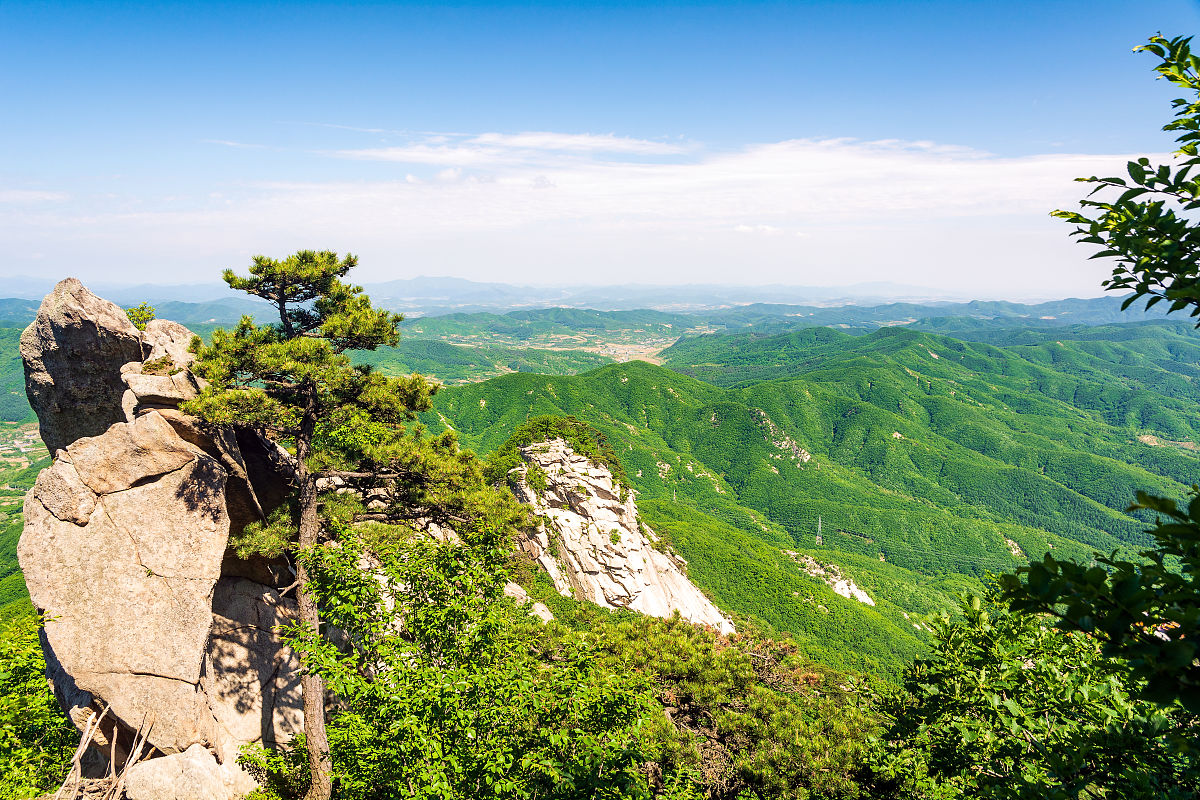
[419,319,1200,674]
[0,274,1059,317]
[0,275,1163,330]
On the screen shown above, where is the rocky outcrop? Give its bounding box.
[142,318,198,368]
[123,744,255,800]
[16,278,734,799]
[503,581,555,623]
[508,439,734,634]
[782,550,875,606]
[20,278,146,454]
[17,279,299,798]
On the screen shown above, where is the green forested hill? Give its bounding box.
[403,295,1170,340]
[424,322,1200,675]
[0,329,33,423]
[0,312,1196,677]
[351,339,612,384]
[0,447,50,625]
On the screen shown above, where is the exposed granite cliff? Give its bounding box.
[508,439,734,634]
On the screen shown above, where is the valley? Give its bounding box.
[421,320,1200,674]
[0,295,1194,677]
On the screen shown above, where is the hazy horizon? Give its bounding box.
[0,272,1122,308]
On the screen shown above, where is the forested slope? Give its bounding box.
[0,450,49,625]
[1,311,1196,675]
[425,322,1200,674]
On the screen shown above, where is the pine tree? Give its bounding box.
[182,250,436,800]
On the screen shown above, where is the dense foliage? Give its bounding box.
[482,414,631,494]
[531,590,876,800]
[242,520,676,800]
[243,514,880,800]
[1003,487,1200,716]
[869,595,1198,799]
[0,618,75,800]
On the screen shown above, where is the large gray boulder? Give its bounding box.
[22,418,231,755]
[20,278,146,454]
[17,279,300,798]
[142,318,198,368]
[205,578,304,761]
[124,744,256,800]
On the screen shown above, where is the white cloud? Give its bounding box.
[468,131,686,155]
[335,131,688,167]
[336,144,508,166]
[0,190,67,203]
[0,133,1153,296]
[202,139,267,149]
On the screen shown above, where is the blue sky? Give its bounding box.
[3,0,1200,296]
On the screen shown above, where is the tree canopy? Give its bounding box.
[184,250,451,800]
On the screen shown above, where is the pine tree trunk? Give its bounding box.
[295,410,333,800]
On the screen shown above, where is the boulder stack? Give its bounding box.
[17,279,301,800]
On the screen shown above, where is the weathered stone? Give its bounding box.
[122,368,201,406]
[502,582,555,622]
[20,450,230,754]
[204,578,304,762]
[124,744,256,800]
[31,454,96,526]
[18,284,308,795]
[21,278,146,453]
[504,581,531,603]
[511,439,734,634]
[156,408,268,535]
[529,602,554,623]
[142,318,198,368]
[65,411,198,496]
[120,388,138,423]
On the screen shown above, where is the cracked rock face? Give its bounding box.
[509,439,733,634]
[17,278,299,797]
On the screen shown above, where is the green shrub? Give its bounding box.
[484,415,630,500]
[0,617,75,800]
[124,302,156,331]
[245,527,674,800]
[868,595,1199,798]
[524,463,549,493]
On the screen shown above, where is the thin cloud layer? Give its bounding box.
[468,132,687,154]
[0,190,68,203]
[0,132,1147,295]
[335,131,689,167]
